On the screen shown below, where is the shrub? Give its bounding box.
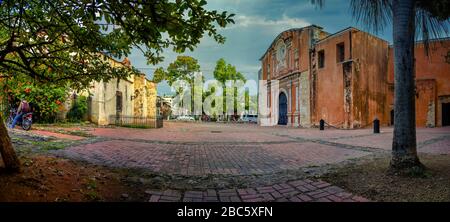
[0,75,68,123]
[67,96,88,122]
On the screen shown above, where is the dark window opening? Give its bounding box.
[390,109,394,125]
[87,96,93,122]
[318,50,325,68]
[336,42,345,63]
[116,91,123,113]
[443,103,450,126]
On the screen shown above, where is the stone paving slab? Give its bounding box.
[146,179,369,202]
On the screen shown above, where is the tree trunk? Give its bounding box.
[0,114,21,172]
[390,0,423,171]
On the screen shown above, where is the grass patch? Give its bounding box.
[119,124,152,129]
[32,141,68,151]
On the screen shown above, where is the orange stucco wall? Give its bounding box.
[387,40,450,127]
[313,31,350,126]
[351,30,389,127]
[313,29,389,128]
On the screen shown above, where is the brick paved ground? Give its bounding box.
[58,140,369,175]
[419,138,450,154]
[55,122,449,176]
[46,122,449,202]
[145,179,369,202]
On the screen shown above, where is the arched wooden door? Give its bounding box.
[278,92,288,125]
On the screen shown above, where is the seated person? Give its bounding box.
[9,99,31,129]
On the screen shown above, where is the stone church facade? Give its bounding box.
[60,56,157,126]
[87,57,157,126]
[259,25,450,128]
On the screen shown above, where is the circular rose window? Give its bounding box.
[276,40,286,67]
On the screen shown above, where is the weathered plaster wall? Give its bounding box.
[89,78,134,125]
[146,81,157,118]
[298,71,311,126]
[387,40,450,127]
[312,29,389,128]
[415,80,436,127]
[87,56,157,126]
[313,31,350,126]
[351,30,389,127]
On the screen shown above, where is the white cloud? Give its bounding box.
[228,14,310,32]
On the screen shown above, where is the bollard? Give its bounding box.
[373,118,380,134]
[320,119,325,130]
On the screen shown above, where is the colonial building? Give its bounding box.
[259,25,450,128]
[60,56,158,126]
[87,57,157,126]
[387,40,450,127]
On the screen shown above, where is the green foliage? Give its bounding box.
[212,58,246,115]
[152,67,167,83]
[416,0,450,21]
[213,58,246,84]
[0,0,234,89]
[166,55,201,86]
[67,96,88,122]
[0,74,68,122]
[345,0,449,49]
[160,56,203,113]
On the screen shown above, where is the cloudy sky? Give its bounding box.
[126,0,394,95]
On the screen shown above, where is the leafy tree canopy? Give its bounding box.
[213,58,246,84]
[212,58,246,115]
[312,0,449,45]
[0,0,235,89]
[166,55,201,86]
[152,67,166,84]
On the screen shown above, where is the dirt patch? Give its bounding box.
[33,123,96,138]
[0,155,147,202]
[320,153,450,202]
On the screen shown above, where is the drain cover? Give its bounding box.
[211,131,222,133]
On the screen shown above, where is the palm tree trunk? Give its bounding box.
[390,0,423,171]
[0,115,21,172]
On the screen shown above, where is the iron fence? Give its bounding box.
[108,115,163,128]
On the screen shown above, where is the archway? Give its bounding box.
[278,92,288,125]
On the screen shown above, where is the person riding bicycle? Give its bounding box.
[9,99,31,129]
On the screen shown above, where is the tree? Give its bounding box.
[152,67,167,84]
[213,58,246,118]
[312,0,449,173]
[165,55,203,115]
[166,56,201,86]
[0,0,234,171]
